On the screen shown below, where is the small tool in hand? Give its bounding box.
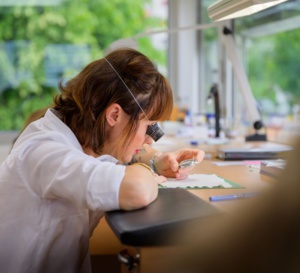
[179,158,199,168]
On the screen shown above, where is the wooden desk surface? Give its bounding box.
[89,142,278,273]
[89,155,276,256]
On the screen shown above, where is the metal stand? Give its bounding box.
[221,26,267,141]
[118,249,140,273]
[245,120,267,141]
[208,83,221,138]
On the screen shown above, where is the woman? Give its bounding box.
[0,48,204,273]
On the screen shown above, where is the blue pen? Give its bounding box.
[209,192,258,202]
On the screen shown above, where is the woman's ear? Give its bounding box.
[106,103,123,126]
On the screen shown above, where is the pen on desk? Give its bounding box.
[209,192,258,202]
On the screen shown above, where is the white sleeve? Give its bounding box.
[16,140,125,211]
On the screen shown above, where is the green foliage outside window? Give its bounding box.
[247,29,300,113]
[0,0,167,130]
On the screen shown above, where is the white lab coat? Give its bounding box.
[0,109,125,273]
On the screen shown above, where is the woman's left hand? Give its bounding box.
[154,149,205,180]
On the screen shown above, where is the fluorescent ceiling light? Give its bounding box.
[208,0,288,21]
[0,0,63,6]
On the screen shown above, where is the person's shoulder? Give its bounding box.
[13,115,81,155]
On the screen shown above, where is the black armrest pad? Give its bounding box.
[105,188,221,247]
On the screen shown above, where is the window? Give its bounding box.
[234,0,300,142]
[199,0,219,114]
[0,0,169,131]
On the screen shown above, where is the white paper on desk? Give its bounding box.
[262,159,286,168]
[162,174,233,189]
[212,160,261,166]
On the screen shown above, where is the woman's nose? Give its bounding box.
[144,135,153,145]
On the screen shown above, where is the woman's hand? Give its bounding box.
[153,173,168,184]
[154,149,205,180]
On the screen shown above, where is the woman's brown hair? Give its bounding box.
[54,48,173,159]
